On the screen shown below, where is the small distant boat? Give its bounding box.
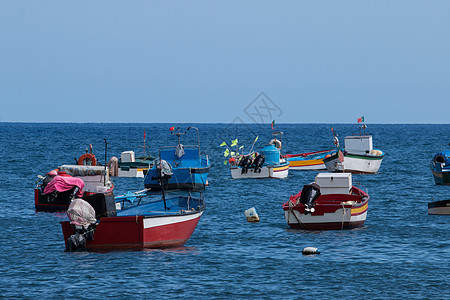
[116,151,156,178]
[113,132,157,178]
[229,132,289,179]
[283,149,336,170]
[282,173,369,230]
[323,124,384,174]
[61,189,205,251]
[430,150,450,185]
[428,199,450,215]
[35,164,114,212]
[144,127,210,190]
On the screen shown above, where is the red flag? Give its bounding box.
[357,116,364,123]
[169,126,175,131]
[271,120,275,130]
[144,130,146,140]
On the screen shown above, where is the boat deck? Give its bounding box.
[117,196,202,217]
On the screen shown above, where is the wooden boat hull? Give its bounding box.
[230,161,289,179]
[428,200,450,215]
[282,186,369,230]
[284,150,335,171]
[323,152,384,174]
[61,209,204,250]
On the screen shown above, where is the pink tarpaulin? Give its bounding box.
[43,176,84,197]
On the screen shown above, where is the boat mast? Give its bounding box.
[171,126,186,145]
[138,131,150,157]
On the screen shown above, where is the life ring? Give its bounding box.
[78,153,97,166]
[333,136,339,147]
[269,139,282,149]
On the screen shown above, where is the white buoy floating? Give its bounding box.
[302,247,320,255]
[244,207,260,223]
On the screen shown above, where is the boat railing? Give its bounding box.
[351,180,369,200]
[115,188,204,209]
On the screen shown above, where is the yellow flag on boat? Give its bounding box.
[231,151,235,156]
[224,161,227,165]
[239,146,244,150]
[220,141,227,147]
[231,139,238,147]
[224,149,230,157]
[254,136,259,142]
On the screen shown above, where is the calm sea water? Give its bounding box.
[0,123,448,299]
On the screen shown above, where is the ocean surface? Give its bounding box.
[0,123,449,299]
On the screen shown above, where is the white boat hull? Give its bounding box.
[230,163,289,179]
[428,206,450,215]
[118,167,146,178]
[290,164,327,171]
[324,153,383,174]
[284,207,367,230]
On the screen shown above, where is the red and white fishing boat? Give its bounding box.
[35,165,114,212]
[282,173,369,230]
[61,189,205,251]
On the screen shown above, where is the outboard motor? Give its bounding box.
[239,155,253,174]
[299,183,321,214]
[252,153,265,173]
[66,199,97,251]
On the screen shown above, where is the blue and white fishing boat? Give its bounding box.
[228,132,289,179]
[144,127,210,190]
[430,150,450,185]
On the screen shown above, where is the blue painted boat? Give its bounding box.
[283,149,337,170]
[430,150,450,185]
[144,127,210,190]
[229,134,289,179]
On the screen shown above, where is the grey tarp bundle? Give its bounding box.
[175,143,185,158]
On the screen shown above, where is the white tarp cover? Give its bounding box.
[67,198,96,228]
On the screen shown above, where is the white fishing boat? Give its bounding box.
[229,133,289,179]
[323,124,384,174]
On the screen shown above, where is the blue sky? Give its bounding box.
[1,1,449,124]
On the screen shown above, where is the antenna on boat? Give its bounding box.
[139,130,151,157]
[171,126,187,145]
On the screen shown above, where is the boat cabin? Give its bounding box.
[344,135,373,155]
[315,173,352,195]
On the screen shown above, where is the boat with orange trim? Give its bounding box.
[283,149,336,170]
